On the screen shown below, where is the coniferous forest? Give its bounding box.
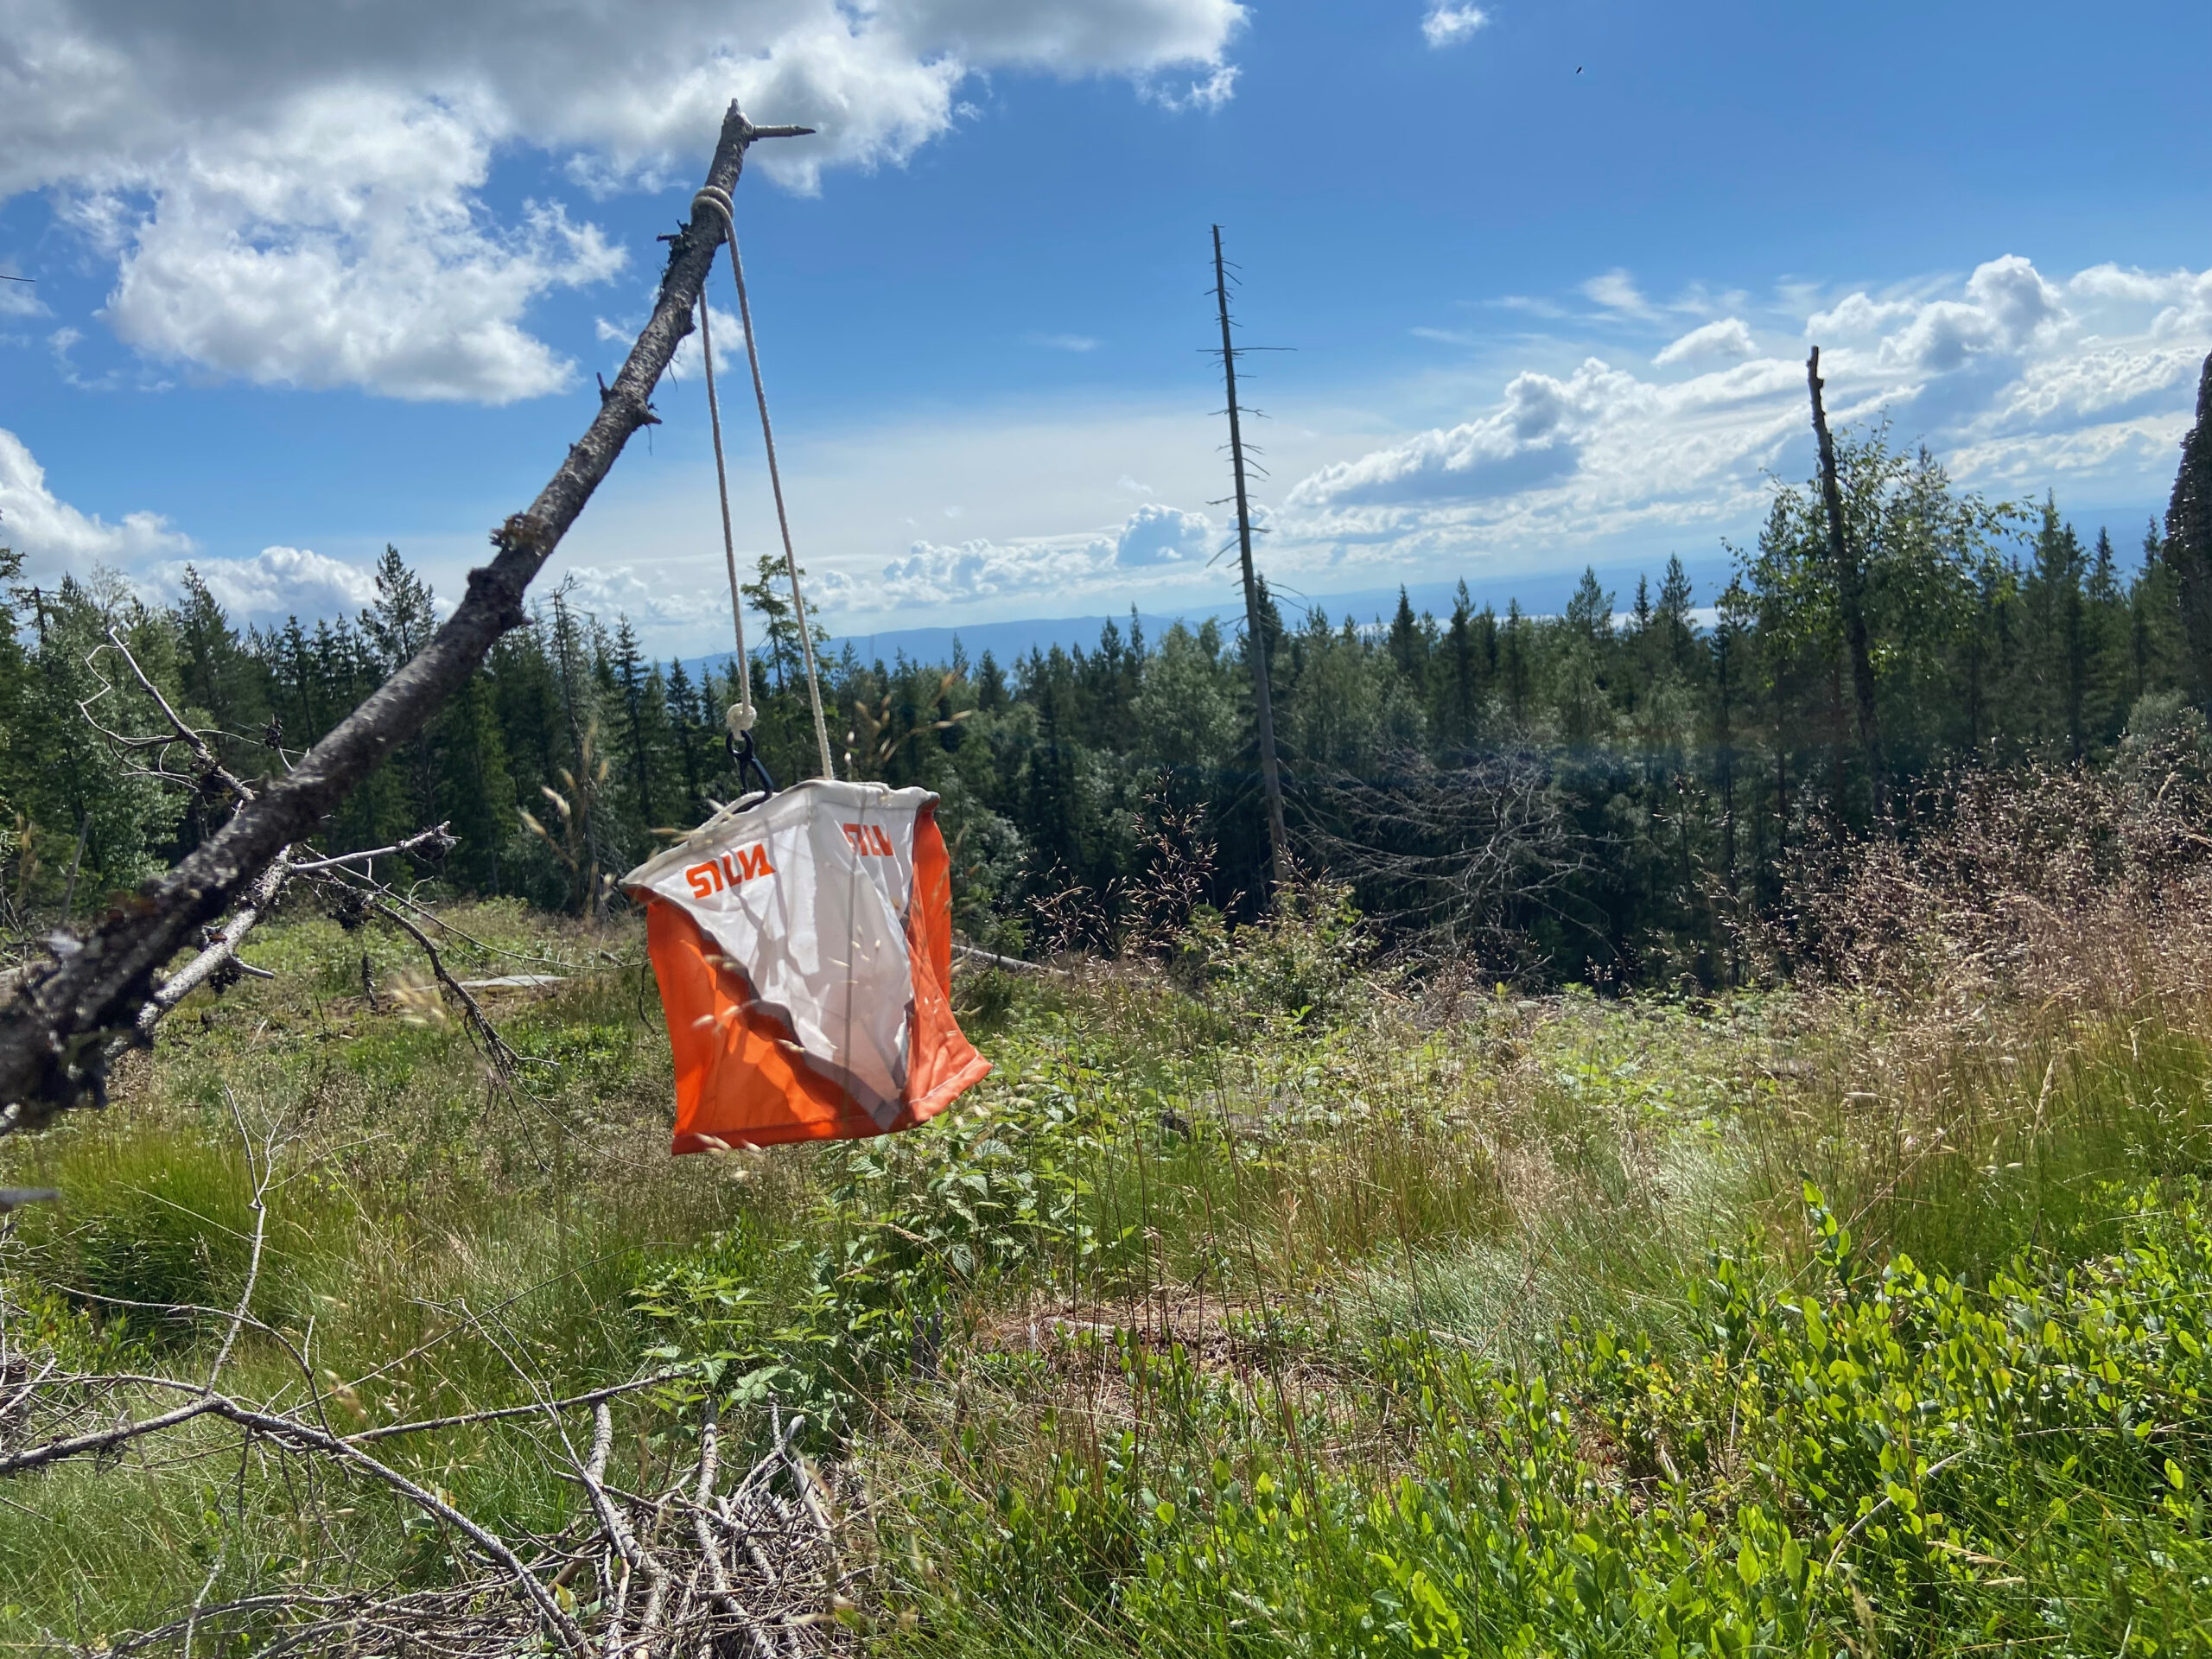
[6,367,2212,985]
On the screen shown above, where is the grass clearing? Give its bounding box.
[3,892,2211,1652]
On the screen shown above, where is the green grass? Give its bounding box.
[3,893,2212,1653]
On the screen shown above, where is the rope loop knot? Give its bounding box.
[690,186,736,236]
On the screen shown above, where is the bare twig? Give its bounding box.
[215,1395,594,1656]
[347,1372,683,1445]
[952,941,1044,975]
[288,825,456,874]
[0,1395,226,1477]
[205,1091,277,1392]
[83,626,256,807]
[692,1401,779,1659]
[363,895,521,1077]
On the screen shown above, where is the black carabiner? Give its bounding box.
[727,724,777,802]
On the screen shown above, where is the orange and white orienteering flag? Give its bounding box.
[621,779,989,1152]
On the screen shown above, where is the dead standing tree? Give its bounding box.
[1807,345,1888,819]
[1211,226,1291,893]
[0,102,810,1133]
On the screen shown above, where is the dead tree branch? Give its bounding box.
[134,855,291,1037]
[288,826,455,875]
[0,101,810,1132]
[82,626,256,807]
[0,1350,840,1656]
[1808,345,1888,817]
[362,893,522,1078]
[132,823,459,1045]
[1296,744,1604,972]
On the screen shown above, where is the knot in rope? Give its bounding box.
[690,185,736,236]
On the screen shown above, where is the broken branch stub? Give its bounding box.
[0,103,810,1133]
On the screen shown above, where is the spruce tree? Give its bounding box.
[1388,587,1424,683]
[1658,555,1696,675]
[1443,582,1479,749]
[172,567,271,774]
[976,652,1007,713]
[2085,527,2128,745]
[2165,352,2212,709]
[664,657,710,823]
[1566,568,1613,642]
[436,668,517,893]
[12,577,181,912]
[365,547,442,836]
[1502,601,1532,727]
[611,618,670,830]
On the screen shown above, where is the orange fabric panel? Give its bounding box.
[645,798,988,1152]
[903,801,992,1117]
[647,899,880,1149]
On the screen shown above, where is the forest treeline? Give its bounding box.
[6,355,2212,984]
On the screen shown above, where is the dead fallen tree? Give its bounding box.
[0,102,809,1134]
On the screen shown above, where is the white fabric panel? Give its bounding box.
[623,779,932,1126]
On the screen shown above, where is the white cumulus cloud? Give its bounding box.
[0,425,192,571]
[557,563,740,631]
[1422,4,1490,48]
[4,0,1246,402]
[1280,254,2212,570]
[147,547,380,623]
[1655,317,1756,367]
[1116,502,1215,565]
[880,534,1116,607]
[872,502,1221,607]
[1289,359,1646,510]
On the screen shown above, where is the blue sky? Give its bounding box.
[3,0,2209,655]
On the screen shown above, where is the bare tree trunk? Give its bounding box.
[1212,226,1289,891]
[0,102,808,1131]
[1808,346,1887,818]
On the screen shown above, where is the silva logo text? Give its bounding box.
[842,823,895,857]
[684,843,776,899]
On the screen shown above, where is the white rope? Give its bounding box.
[691,186,836,781]
[694,279,753,739]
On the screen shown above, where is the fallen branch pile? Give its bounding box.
[0,1353,844,1657]
[0,1112,847,1657]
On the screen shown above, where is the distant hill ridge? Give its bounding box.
[691,557,1733,676]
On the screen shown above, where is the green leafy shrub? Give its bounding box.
[1205,878,1373,1031]
[887,1181,2212,1657]
[635,1063,1127,1447]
